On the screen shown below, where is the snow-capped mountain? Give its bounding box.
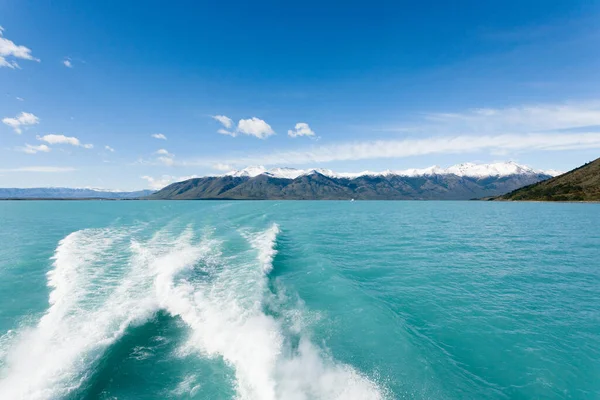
[0,187,154,199]
[223,162,561,180]
[151,161,559,200]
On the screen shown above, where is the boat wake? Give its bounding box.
[0,223,385,400]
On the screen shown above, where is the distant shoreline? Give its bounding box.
[0,198,133,201]
[1,198,599,203]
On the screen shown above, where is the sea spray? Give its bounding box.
[159,223,385,400]
[0,222,385,400]
[0,227,201,399]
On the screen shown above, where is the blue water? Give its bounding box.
[0,201,598,399]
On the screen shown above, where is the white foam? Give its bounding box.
[0,227,189,399]
[1,223,385,400]
[157,223,385,400]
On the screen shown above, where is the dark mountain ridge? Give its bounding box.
[149,171,552,200]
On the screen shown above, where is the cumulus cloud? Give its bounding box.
[155,148,171,155]
[0,166,75,173]
[151,133,167,140]
[19,144,51,154]
[236,117,275,139]
[63,58,72,68]
[288,122,315,138]
[190,102,600,166]
[141,174,199,190]
[0,26,39,68]
[212,115,233,129]
[2,112,39,134]
[212,115,276,139]
[105,145,115,152]
[37,134,93,148]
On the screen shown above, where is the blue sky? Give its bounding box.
[1,0,600,190]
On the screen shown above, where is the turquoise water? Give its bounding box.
[0,201,599,399]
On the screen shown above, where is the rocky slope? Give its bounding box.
[498,158,600,201]
[149,162,555,200]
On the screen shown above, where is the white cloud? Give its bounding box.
[2,112,39,134]
[141,175,173,190]
[182,102,600,167]
[236,117,275,139]
[0,166,75,173]
[184,132,600,167]
[63,58,72,68]
[154,149,175,166]
[213,116,276,139]
[37,134,93,149]
[217,128,236,137]
[288,122,315,138]
[151,133,167,140]
[393,102,600,135]
[212,163,233,171]
[16,97,24,101]
[105,145,115,152]
[0,26,39,68]
[212,115,233,129]
[157,156,175,166]
[19,144,51,154]
[141,174,199,190]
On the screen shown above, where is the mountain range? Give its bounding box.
[0,188,154,199]
[149,162,559,200]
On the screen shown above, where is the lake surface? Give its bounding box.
[0,201,598,399]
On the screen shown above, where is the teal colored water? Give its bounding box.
[0,201,598,399]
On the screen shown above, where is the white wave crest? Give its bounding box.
[0,223,384,400]
[0,227,203,399]
[159,223,385,400]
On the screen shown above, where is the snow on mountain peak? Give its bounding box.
[222,162,560,180]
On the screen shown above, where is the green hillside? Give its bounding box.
[499,158,600,201]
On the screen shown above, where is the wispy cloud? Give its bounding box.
[386,102,600,135]
[2,112,39,134]
[212,115,233,129]
[218,128,236,137]
[63,58,72,68]
[18,144,51,154]
[152,148,175,166]
[183,132,600,167]
[0,166,75,173]
[105,145,115,152]
[175,102,600,167]
[288,122,315,138]
[141,174,199,190]
[37,134,93,148]
[0,26,39,69]
[151,133,167,140]
[158,157,175,166]
[212,163,233,171]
